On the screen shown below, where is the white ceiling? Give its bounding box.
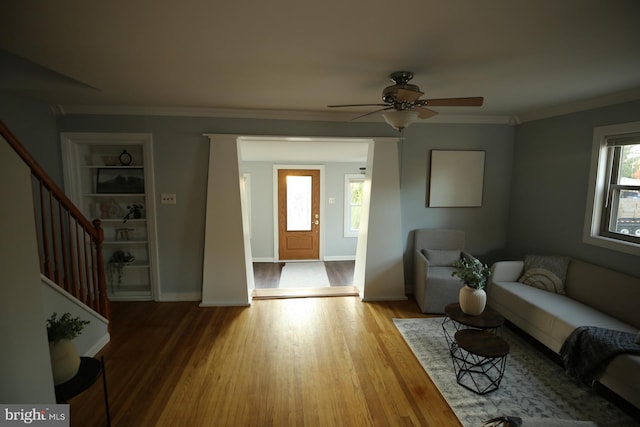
[1,0,640,125]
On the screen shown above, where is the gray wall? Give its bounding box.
[241,161,365,260]
[508,100,640,277]
[0,92,62,186]
[400,123,516,280]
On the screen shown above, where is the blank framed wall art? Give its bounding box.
[428,150,485,207]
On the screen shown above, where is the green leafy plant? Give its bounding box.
[451,257,491,290]
[46,312,90,342]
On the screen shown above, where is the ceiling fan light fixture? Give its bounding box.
[382,110,419,130]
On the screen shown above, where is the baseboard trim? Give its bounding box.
[158,292,202,302]
[361,295,409,302]
[323,255,356,261]
[199,301,251,307]
[252,257,275,263]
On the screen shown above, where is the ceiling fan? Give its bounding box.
[328,71,484,130]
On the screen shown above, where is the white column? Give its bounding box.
[201,134,252,306]
[355,138,407,301]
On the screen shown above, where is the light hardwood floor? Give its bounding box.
[70,298,460,426]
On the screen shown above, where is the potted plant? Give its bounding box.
[451,257,491,315]
[106,250,135,288]
[123,204,143,223]
[47,312,90,385]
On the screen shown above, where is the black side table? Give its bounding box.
[55,356,111,427]
[451,329,509,395]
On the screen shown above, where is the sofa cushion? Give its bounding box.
[565,260,640,330]
[424,249,461,266]
[489,281,637,352]
[518,255,570,294]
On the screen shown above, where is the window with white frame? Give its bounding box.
[585,122,640,254]
[344,174,364,237]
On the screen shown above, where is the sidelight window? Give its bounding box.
[344,174,364,237]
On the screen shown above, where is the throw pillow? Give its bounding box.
[424,249,461,266]
[518,255,570,295]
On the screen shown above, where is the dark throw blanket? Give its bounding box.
[560,326,640,387]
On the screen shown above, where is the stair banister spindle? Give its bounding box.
[74,220,83,299]
[82,230,91,305]
[39,181,53,278]
[93,219,109,322]
[49,191,62,286]
[58,202,71,293]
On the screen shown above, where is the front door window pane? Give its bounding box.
[286,175,311,231]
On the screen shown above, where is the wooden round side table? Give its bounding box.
[442,302,505,350]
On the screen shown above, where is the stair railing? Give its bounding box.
[0,120,110,321]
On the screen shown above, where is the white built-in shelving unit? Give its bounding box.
[61,133,159,301]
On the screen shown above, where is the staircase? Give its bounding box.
[0,120,110,326]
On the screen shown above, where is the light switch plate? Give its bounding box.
[161,193,176,204]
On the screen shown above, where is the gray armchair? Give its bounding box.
[413,228,474,313]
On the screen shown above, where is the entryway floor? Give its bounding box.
[252,261,358,299]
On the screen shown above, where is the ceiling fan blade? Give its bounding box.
[422,97,484,107]
[328,103,389,108]
[415,107,439,119]
[395,88,424,102]
[351,107,393,121]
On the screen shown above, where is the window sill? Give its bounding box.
[583,233,640,256]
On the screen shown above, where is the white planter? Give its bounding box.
[49,339,80,385]
[459,285,487,315]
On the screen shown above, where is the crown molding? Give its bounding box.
[53,104,514,125]
[517,87,640,123]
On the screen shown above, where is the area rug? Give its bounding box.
[393,318,637,427]
[278,262,330,288]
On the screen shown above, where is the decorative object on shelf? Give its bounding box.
[101,199,125,220]
[47,312,90,385]
[115,228,135,241]
[123,204,143,223]
[101,155,118,166]
[107,250,135,288]
[119,150,132,166]
[452,257,491,315]
[96,168,145,194]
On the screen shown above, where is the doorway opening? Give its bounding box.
[238,137,370,299]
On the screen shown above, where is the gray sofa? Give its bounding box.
[487,257,640,409]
